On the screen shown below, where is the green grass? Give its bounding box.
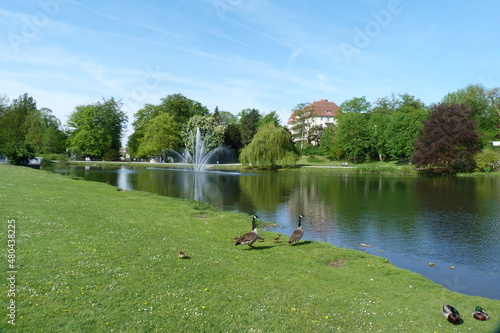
[1,164,499,332]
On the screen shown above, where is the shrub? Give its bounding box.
[307,154,323,163]
[400,165,415,174]
[300,144,324,157]
[474,149,500,172]
[2,141,35,165]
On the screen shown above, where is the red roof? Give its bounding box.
[288,99,340,124]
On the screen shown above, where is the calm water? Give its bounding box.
[46,164,500,300]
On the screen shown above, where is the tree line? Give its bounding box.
[292,85,499,173]
[0,92,284,166]
[1,84,499,173]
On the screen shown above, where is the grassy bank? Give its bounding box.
[1,165,499,332]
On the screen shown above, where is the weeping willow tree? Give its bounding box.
[239,123,299,169]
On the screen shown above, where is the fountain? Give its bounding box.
[162,127,229,172]
[154,127,237,203]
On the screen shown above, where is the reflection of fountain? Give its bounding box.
[163,128,226,172]
[193,172,207,202]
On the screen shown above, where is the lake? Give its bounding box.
[45,164,500,300]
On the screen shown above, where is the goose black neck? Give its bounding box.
[298,214,304,227]
[252,215,259,229]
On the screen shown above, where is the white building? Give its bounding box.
[287,99,341,145]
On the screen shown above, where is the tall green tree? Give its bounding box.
[384,111,427,160]
[0,93,37,145]
[240,123,299,169]
[486,87,500,138]
[22,107,66,154]
[367,93,428,160]
[339,96,371,113]
[371,93,426,114]
[223,124,242,151]
[127,94,209,158]
[127,103,161,157]
[213,106,220,124]
[442,84,497,144]
[258,111,281,128]
[214,110,238,125]
[159,93,209,124]
[319,124,341,160]
[395,93,427,113]
[137,112,180,157]
[413,103,480,173]
[367,112,391,160]
[39,109,68,154]
[239,108,261,146]
[67,98,127,160]
[371,96,396,114]
[0,94,66,158]
[336,112,372,162]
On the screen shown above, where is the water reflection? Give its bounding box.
[47,165,500,300]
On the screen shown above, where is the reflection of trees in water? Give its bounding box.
[237,172,296,213]
[286,173,336,233]
[132,170,240,209]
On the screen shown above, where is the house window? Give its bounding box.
[326,110,332,114]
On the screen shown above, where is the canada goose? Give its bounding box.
[288,214,304,245]
[257,236,265,242]
[428,262,436,267]
[273,235,281,243]
[442,304,461,324]
[235,215,259,248]
[178,251,187,259]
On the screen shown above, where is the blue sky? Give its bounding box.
[1,0,499,141]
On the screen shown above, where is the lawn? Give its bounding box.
[1,164,499,332]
